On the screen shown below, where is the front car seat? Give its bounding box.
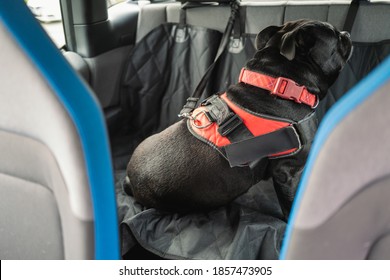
[280,55,390,259]
[0,0,119,259]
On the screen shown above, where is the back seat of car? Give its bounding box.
[115,0,390,259]
[136,1,390,43]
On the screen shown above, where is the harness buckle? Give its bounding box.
[218,113,243,136]
[272,77,305,103]
[192,110,214,129]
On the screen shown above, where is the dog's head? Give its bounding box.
[252,19,352,99]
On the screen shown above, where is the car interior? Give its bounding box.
[1,0,390,259]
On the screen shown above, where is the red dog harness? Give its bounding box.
[181,68,318,167]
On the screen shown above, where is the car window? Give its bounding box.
[25,0,128,49]
[107,0,127,8]
[26,0,65,48]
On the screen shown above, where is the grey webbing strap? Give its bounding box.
[233,5,246,39]
[343,0,366,33]
[179,5,187,27]
[178,0,241,118]
[218,113,254,142]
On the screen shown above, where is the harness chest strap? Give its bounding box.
[223,109,318,167]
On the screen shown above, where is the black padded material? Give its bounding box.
[224,126,300,167]
[122,23,221,135]
[317,40,390,121]
[112,23,222,169]
[209,34,256,94]
[117,173,285,259]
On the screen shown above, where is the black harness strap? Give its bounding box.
[223,111,317,167]
[218,113,253,141]
[179,3,187,28]
[179,0,240,118]
[199,95,231,124]
[224,126,300,167]
[343,0,366,33]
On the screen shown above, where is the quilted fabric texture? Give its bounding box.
[111,23,222,170]
[117,173,285,260]
[122,23,222,139]
[317,40,390,121]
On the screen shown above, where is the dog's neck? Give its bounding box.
[238,68,318,108]
[247,49,331,96]
[225,48,335,121]
[226,65,320,122]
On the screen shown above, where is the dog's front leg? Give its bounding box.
[268,152,308,220]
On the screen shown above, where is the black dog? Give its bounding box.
[125,19,352,218]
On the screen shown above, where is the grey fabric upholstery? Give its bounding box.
[64,46,132,111]
[63,51,91,83]
[0,24,94,259]
[84,45,132,109]
[137,1,390,42]
[284,78,390,259]
[367,232,390,260]
[136,3,171,42]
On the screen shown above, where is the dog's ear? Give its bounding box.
[279,30,298,61]
[255,25,282,50]
[280,28,316,61]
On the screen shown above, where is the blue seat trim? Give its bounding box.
[280,54,390,259]
[0,0,120,259]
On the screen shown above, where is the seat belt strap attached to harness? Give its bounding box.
[178,0,240,118]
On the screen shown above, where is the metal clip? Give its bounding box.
[192,110,214,129]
